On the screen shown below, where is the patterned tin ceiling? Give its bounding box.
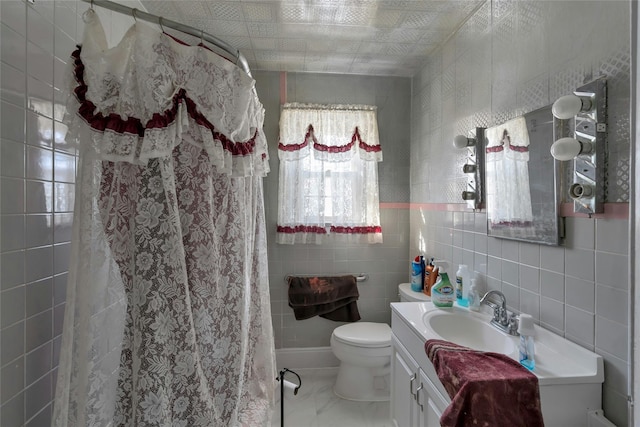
[141,0,485,77]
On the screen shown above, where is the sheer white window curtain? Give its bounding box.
[277,103,383,244]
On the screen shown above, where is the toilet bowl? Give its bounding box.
[330,322,392,401]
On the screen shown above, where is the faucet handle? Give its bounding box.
[498,306,508,323]
[508,313,520,335]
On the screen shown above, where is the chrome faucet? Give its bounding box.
[480,290,519,336]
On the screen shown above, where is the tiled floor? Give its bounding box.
[272,368,393,427]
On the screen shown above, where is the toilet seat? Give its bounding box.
[332,322,391,348]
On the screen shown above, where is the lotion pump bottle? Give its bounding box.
[518,314,536,371]
[467,280,481,312]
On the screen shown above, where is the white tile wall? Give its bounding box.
[0,1,140,425]
[0,1,631,426]
[410,1,630,426]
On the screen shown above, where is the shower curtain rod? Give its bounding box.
[80,0,252,76]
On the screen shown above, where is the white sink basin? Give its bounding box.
[423,308,516,354]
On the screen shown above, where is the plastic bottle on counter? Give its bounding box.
[424,261,438,297]
[411,256,424,292]
[455,264,471,307]
[518,313,536,371]
[431,270,455,308]
[467,280,481,312]
[423,258,434,296]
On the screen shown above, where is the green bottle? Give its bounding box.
[431,272,455,308]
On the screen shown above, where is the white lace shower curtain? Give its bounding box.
[277,103,383,244]
[53,10,275,427]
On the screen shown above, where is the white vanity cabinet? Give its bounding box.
[390,302,606,427]
[390,319,448,427]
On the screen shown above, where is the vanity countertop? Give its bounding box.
[391,301,604,386]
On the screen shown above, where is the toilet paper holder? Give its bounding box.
[277,368,302,426]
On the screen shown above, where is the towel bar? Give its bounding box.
[284,273,368,283]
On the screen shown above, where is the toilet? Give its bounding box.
[398,282,431,302]
[330,322,392,401]
[330,284,430,401]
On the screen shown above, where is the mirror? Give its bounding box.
[485,106,562,245]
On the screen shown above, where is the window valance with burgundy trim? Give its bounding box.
[278,103,382,163]
[277,103,383,245]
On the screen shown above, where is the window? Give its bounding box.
[276,103,383,244]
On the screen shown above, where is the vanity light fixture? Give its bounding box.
[453,128,485,210]
[550,77,607,215]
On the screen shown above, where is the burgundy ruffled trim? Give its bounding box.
[278,125,381,154]
[277,124,314,152]
[70,46,256,156]
[354,127,381,153]
[277,225,327,234]
[509,144,528,153]
[276,224,382,235]
[330,225,382,234]
[486,143,529,153]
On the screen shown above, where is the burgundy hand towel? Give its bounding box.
[425,339,544,427]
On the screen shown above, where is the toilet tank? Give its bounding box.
[398,283,430,302]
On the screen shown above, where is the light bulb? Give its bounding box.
[453,135,473,149]
[550,137,581,161]
[552,94,592,119]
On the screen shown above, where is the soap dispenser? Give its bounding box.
[467,280,481,312]
[518,314,536,371]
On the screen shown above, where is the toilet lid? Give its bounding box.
[333,322,391,348]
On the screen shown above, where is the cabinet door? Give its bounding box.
[391,345,418,427]
[417,370,445,427]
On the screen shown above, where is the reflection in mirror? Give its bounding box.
[485,106,562,245]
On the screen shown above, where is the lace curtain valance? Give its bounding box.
[278,103,382,162]
[277,103,383,244]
